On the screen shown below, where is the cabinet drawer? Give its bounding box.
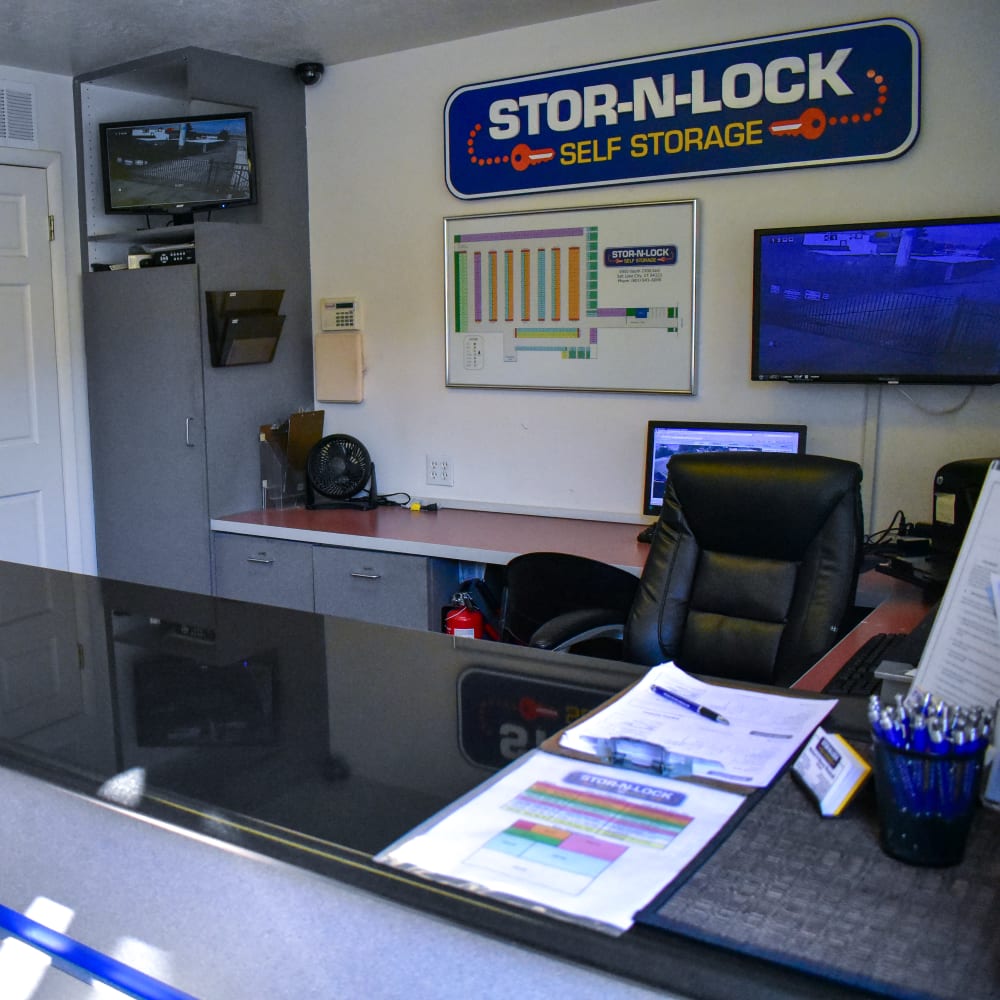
[313,547,431,629]
[213,533,314,612]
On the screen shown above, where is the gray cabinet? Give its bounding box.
[75,48,313,595]
[314,547,452,630]
[84,266,212,592]
[212,531,461,630]
[213,533,314,612]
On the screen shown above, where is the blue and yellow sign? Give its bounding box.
[444,19,919,199]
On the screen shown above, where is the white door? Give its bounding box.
[0,163,68,568]
[0,562,83,744]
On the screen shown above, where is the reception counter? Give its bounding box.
[0,560,994,998]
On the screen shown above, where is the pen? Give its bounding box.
[650,684,730,725]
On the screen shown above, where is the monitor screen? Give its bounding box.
[751,215,1000,384]
[99,111,256,221]
[642,420,807,516]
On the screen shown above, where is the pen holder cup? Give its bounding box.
[872,737,985,866]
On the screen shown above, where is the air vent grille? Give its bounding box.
[0,82,37,147]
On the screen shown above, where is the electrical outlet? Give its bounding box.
[426,455,454,486]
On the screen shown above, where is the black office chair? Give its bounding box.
[502,452,864,688]
[500,551,640,657]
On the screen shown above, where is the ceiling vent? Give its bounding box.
[0,82,37,148]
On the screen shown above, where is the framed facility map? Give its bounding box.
[444,200,697,392]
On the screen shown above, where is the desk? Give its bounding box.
[213,506,650,571]
[213,507,935,667]
[211,505,649,625]
[794,571,936,692]
[0,559,992,999]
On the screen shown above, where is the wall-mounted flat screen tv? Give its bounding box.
[751,215,1000,384]
[99,111,256,223]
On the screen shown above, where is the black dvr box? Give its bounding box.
[140,246,196,267]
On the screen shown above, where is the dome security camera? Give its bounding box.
[295,62,325,86]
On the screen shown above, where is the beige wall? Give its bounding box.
[306,0,999,533]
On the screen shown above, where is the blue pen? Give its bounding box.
[951,728,975,818]
[650,684,730,725]
[878,708,904,748]
[928,720,949,814]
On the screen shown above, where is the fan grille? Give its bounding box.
[307,434,372,499]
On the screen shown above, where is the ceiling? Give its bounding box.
[0,0,649,79]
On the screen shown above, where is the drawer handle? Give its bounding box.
[350,570,381,580]
[246,553,275,565]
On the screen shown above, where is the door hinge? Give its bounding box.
[48,214,55,241]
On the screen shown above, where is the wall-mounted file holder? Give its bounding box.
[206,289,285,367]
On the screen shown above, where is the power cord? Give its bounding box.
[373,492,440,512]
[375,492,412,508]
[865,509,910,551]
[865,510,936,560]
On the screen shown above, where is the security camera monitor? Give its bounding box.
[751,214,1000,384]
[642,420,807,516]
[99,111,256,223]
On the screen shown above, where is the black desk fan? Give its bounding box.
[305,434,378,510]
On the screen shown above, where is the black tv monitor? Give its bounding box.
[643,420,807,516]
[99,111,256,223]
[751,215,1000,385]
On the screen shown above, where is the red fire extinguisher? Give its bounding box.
[444,592,484,638]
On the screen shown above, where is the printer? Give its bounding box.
[876,456,996,593]
[932,456,997,557]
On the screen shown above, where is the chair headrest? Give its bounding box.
[666,452,862,560]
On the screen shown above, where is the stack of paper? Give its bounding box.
[559,662,836,788]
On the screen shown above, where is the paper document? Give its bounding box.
[560,662,836,788]
[375,749,745,935]
[913,460,1000,708]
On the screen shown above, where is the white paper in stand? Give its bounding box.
[912,460,1000,708]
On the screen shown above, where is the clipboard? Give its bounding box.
[374,747,754,936]
[376,663,839,934]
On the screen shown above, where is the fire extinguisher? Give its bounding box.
[444,592,484,638]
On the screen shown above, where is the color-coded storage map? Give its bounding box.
[445,202,696,392]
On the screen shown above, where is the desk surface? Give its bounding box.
[213,505,651,572]
[0,558,973,1000]
[794,569,936,692]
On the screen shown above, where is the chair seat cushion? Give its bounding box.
[682,612,784,683]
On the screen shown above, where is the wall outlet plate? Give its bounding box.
[426,455,453,486]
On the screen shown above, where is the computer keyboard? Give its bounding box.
[821,631,907,696]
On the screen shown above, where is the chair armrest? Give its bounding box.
[530,608,626,652]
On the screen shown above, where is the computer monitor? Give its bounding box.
[750,214,1000,385]
[99,111,257,224]
[642,420,807,516]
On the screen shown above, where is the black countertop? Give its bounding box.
[2,559,991,1000]
[0,560,638,851]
